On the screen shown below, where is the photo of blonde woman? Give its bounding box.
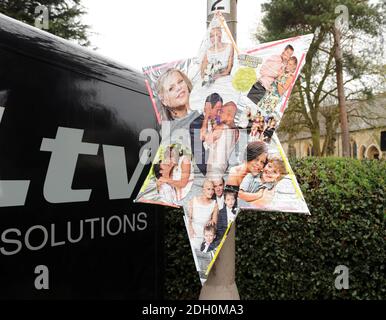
[187,179,219,250]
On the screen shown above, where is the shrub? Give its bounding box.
[164,158,386,299]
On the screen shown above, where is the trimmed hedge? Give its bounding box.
[164,158,386,299]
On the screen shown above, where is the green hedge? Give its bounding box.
[164,158,386,299]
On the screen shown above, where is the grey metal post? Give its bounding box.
[200,0,239,300]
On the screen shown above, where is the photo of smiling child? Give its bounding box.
[200,225,218,253]
[216,190,238,242]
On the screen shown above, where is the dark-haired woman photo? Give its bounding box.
[226,140,268,193]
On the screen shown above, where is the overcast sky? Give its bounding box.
[82,0,263,71]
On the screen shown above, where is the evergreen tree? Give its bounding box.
[0,0,90,46]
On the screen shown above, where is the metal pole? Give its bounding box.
[207,0,237,40]
[200,0,239,300]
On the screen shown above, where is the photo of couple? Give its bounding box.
[137,143,194,206]
[242,42,303,137]
[247,45,298,114]
[136,13,313,284]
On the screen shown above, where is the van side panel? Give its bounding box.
[0,35,163,299]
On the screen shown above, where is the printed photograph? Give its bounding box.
[135,13,313,284]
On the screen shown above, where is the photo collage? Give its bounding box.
[135,12,313,284]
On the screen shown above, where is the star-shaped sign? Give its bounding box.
[136,12,313,284]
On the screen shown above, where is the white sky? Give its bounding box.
[82,0,263,71]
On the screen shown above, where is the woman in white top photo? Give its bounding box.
[187,179,219,250]
[200,25,234,86]
[189,16,239,114]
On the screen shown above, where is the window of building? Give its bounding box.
[367,145,381,160]
[352,141,357,158]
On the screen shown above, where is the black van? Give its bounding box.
[0,13,163,299]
